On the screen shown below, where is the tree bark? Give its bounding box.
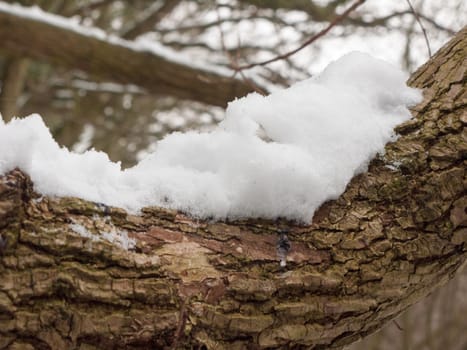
[0,27,466,350]
[0,3,257,108]
[0,56,29,121]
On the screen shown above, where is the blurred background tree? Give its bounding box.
[0,1,465,349]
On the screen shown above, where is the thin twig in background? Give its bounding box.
[216,8,267,95]
[236,0,366,71]
[405,0,432,57]
[68,0,114,16]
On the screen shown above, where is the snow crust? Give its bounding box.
[0,52,421,222]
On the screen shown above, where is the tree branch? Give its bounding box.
[0,24,465,350]
[0,3,259,107]
[0,56,29,121]
[121,0,182,40]
[405,0,432,57]
[238,0,351,23]
[236,0,366,70]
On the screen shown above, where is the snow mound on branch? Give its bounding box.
[0,52,421,222]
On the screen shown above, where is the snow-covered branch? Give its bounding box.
[0,2,259,107]
[0,26,466,348]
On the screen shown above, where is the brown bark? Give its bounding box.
[0,27,466,350]
[0,57,29,121]
[0,5,257,108]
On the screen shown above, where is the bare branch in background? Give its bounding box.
[66,0,114,17]
[347,10,455,34]
[216,8,267,95]
[238,0,351,23]
[121,0,182,40]
[236,0,366,71]
[406,0,432,57]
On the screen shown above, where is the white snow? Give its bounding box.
[69,223,96,240]
[0,52,421,222]
[69,221,136,250]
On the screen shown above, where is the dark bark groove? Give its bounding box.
[0,27,466,350]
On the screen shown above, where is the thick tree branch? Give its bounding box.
[0,56,29,121]
[0,3,258,107]
[0,26,466,350]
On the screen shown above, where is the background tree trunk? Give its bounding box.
[0,27,465,350]
[0,56,29,121]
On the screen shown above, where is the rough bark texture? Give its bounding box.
[0,28,466,350]
[0,5,256,108]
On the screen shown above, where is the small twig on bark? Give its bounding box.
[405,0,432,57]
[393,320,405,331]
[236,0,366,71]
